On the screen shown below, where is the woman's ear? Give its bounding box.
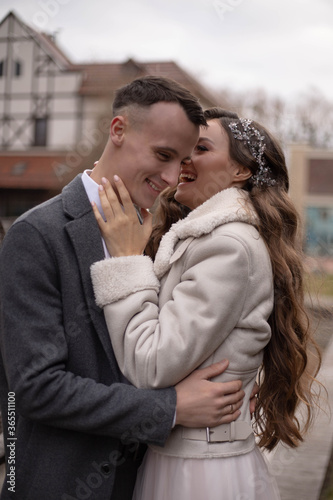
[232,163,252,185]
[110,116,126,146]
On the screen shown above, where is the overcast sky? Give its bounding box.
[1,0,333,101]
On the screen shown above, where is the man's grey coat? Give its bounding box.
[0,175,176,500]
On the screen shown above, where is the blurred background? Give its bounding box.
[0,1,332,261]
[0,1,332,498]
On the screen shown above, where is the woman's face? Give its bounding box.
[174,119,239,210]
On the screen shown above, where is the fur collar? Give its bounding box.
[153,188,257,279]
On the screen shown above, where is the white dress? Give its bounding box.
[133,446,280,500]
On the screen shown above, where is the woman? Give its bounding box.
[90,108,320,499]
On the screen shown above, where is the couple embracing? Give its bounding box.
[0,76,320,499]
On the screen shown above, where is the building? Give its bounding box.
[288,144,333,258]
[2,11,332,260]
[0,10,218,227]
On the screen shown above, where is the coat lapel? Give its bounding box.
[62,176,118,370]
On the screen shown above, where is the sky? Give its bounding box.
[0,0,333,101]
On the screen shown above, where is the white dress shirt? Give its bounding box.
[81,170,111,258]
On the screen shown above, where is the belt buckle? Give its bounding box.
[206,423,234,443]
[206,426,225,443]
[206,426,228,443]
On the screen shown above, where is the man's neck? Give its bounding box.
[90,150,117,184]
[89,157,125,207]
[89,161,108,184]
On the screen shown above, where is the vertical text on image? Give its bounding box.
[6,392,16,493]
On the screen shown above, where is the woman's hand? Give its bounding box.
[92,175,153,257]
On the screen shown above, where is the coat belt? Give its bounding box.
[182,421,252,443]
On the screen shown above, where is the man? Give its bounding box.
[0,77,244,500]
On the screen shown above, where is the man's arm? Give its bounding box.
[0,220,243,448]
[0,220,175,446]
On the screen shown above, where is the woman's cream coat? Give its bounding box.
[91,187,274,458]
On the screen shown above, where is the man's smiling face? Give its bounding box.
[113,101,199,208]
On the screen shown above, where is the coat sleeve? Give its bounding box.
[91,232,251,389]
[0,221,176,445]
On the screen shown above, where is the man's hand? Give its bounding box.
[175,360,244,428]
[249,381,259,416]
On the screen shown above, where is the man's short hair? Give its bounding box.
[112,76,207,127]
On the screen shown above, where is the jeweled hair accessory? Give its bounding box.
[228,119,276,187]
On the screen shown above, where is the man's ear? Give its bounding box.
[110,116,126,146]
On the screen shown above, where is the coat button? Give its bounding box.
[101,463,111,475]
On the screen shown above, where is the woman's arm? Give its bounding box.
[91,177,251,389]
[91,232,250,389]
[91,177,250,418]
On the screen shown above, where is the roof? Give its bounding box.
[0,154,73,190]
[0,12,219,106]
[73,58,219,105]
[0,11,73,70]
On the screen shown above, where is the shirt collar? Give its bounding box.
[82,169,144,223]
[81,169,106,220]
[81,169,110,258]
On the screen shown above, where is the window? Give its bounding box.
[0,60,5,77]
[34,117,48,146]
[14,60,22,77]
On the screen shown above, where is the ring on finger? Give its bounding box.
[229,404,234,414]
